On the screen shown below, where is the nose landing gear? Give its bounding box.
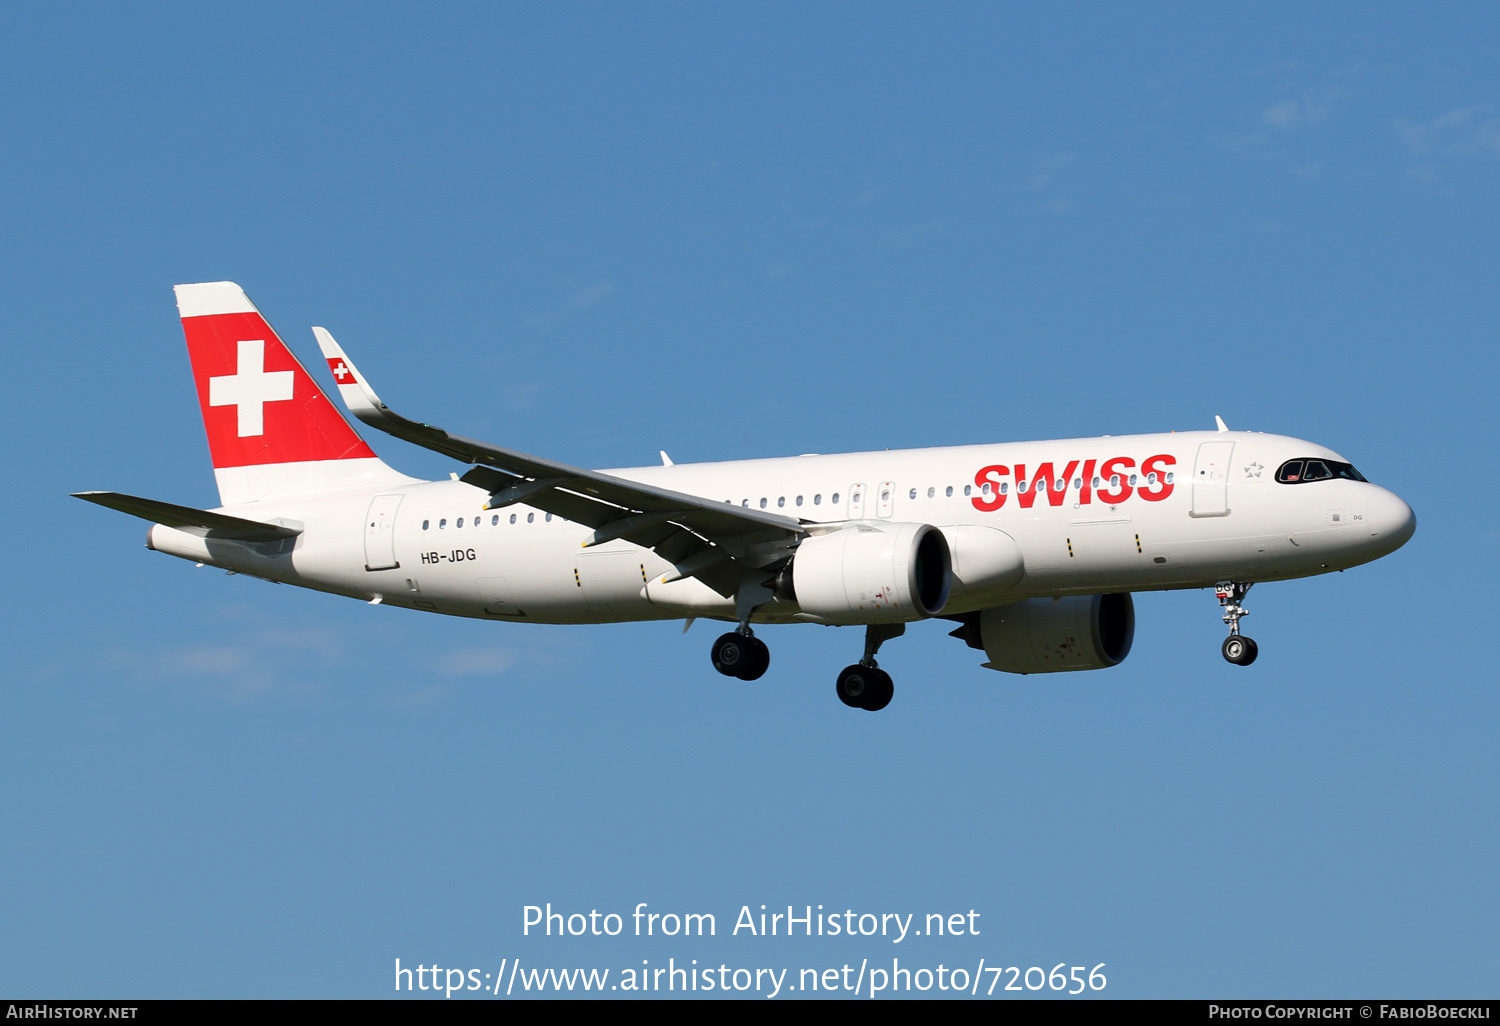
[711,628,770,681]
[1216,581,1258,666]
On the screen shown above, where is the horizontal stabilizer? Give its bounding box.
[72,491,302,541]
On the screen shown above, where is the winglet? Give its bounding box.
[1215,415,1229,432]
[311,326,394,428]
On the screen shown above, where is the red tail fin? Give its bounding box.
[174,282,411,505]
[177,282,375,468]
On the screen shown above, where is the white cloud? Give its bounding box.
[525,280,616,330]
[1027,152,1074,190]
[568,281,614,308]
[1395,105,1500,157]
[1261,86,1347,131]
[434,646,518,677]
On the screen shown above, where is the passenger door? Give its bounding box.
[1191,442,1234,517]
[363,494,403,570]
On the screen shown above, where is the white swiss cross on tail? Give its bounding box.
[328,357,355,384]
[209,339,295,436]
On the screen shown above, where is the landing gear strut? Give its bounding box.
[1216,581,1258,666]
[836,624,902,711]
[711,628,769,681]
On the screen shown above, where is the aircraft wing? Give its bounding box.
[313,328,804,596]
[72,491,302,541]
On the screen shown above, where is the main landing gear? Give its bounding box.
[711,628,770,681]
[836,624,903,712]
[1216,580,1258,666]
[708,620,905,711]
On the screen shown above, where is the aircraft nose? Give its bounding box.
[1366,486,1416,553]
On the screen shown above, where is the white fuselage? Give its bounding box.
[146,430,1415,626]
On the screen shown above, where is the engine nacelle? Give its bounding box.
[788,522,952,624]
[968,593,1135,673]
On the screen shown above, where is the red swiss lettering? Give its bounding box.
[1013,463,1053,509]
[1139,454,1176,501]
[972,465,1008,512]
[1095,456,1135,504]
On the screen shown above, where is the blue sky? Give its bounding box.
[3,3,1497,998]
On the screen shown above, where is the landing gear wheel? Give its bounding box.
[712,633,748,677]
[835,665,895,711]
[737,637,770,681]
[836,664,872,708]
[711,632,770,680]
[1222,635,1259,666]
[862,669,894,712]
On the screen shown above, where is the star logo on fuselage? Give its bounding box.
[1245,462,1264,478]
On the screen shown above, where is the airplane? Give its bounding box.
[75,282,1417,712]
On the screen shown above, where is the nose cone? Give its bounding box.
[1366,486,1416,556]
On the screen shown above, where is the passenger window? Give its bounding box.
[527,512,534,523]
[509,514,517,524]
[777,497,785,507]
[491,515,499,526]
[963,485,971,496]
[1017,480,1028,493]
[1147,473,1157,484]
[1166,472,1175,484]
[796,495,803,506]
[742,499,749,507]
[981,483,992,495]
[1128,474,1138,486]
[945,486,953,497]
[457,517,464,528]
[927,487,935,498]
[1000,482,1008,494]
[439,518,447,529]
[546,513,553,522]
[909,488,917,500]
[881,489,889,502]
[422,520,430,531]
[813,494,822,505]
[832,493,841,504]
[1091,477,1100,488]
[1110,475,1120,488]
[759,498,767,508]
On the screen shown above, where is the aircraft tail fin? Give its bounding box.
[174,282,414,506]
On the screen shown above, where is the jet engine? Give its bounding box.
[783,522,952,624]
[952,593,1135,673]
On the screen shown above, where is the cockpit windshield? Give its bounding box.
[1275,459,1367,484]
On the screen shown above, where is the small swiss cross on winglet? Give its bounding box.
[328,357,355,383]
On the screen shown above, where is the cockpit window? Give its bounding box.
[1276,458,1367,484]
